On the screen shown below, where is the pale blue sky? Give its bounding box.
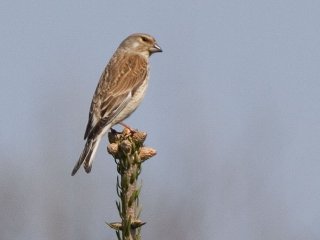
[1,1,320,239]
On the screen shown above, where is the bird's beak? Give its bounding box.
[150,43,162,54]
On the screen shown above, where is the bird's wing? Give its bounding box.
[84,53,148,140]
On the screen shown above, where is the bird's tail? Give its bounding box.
[71,136,102,176]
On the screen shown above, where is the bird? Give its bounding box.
[71,33,162,176]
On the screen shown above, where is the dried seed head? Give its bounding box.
[123,127,132,136]
[107,143,119,156]
[132,131,147,143]
[131,220,146,229]
[139,147,157,161]
[120,140,132,153]
[106,222,122,230]
[108,129,121,143]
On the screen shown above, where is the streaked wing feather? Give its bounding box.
[84,101,97,140]
[84,69,108,140]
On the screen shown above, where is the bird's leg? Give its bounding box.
[119,122,137,133]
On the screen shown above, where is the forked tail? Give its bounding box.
[71,136,101,176]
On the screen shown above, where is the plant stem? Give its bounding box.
[107,128,156,240]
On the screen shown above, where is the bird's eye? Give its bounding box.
[141,36,148,42]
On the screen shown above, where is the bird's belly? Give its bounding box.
[111,79,149,125]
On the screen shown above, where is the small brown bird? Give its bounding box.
[71,33,162,176]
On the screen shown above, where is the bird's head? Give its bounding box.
[119,33,162,57]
